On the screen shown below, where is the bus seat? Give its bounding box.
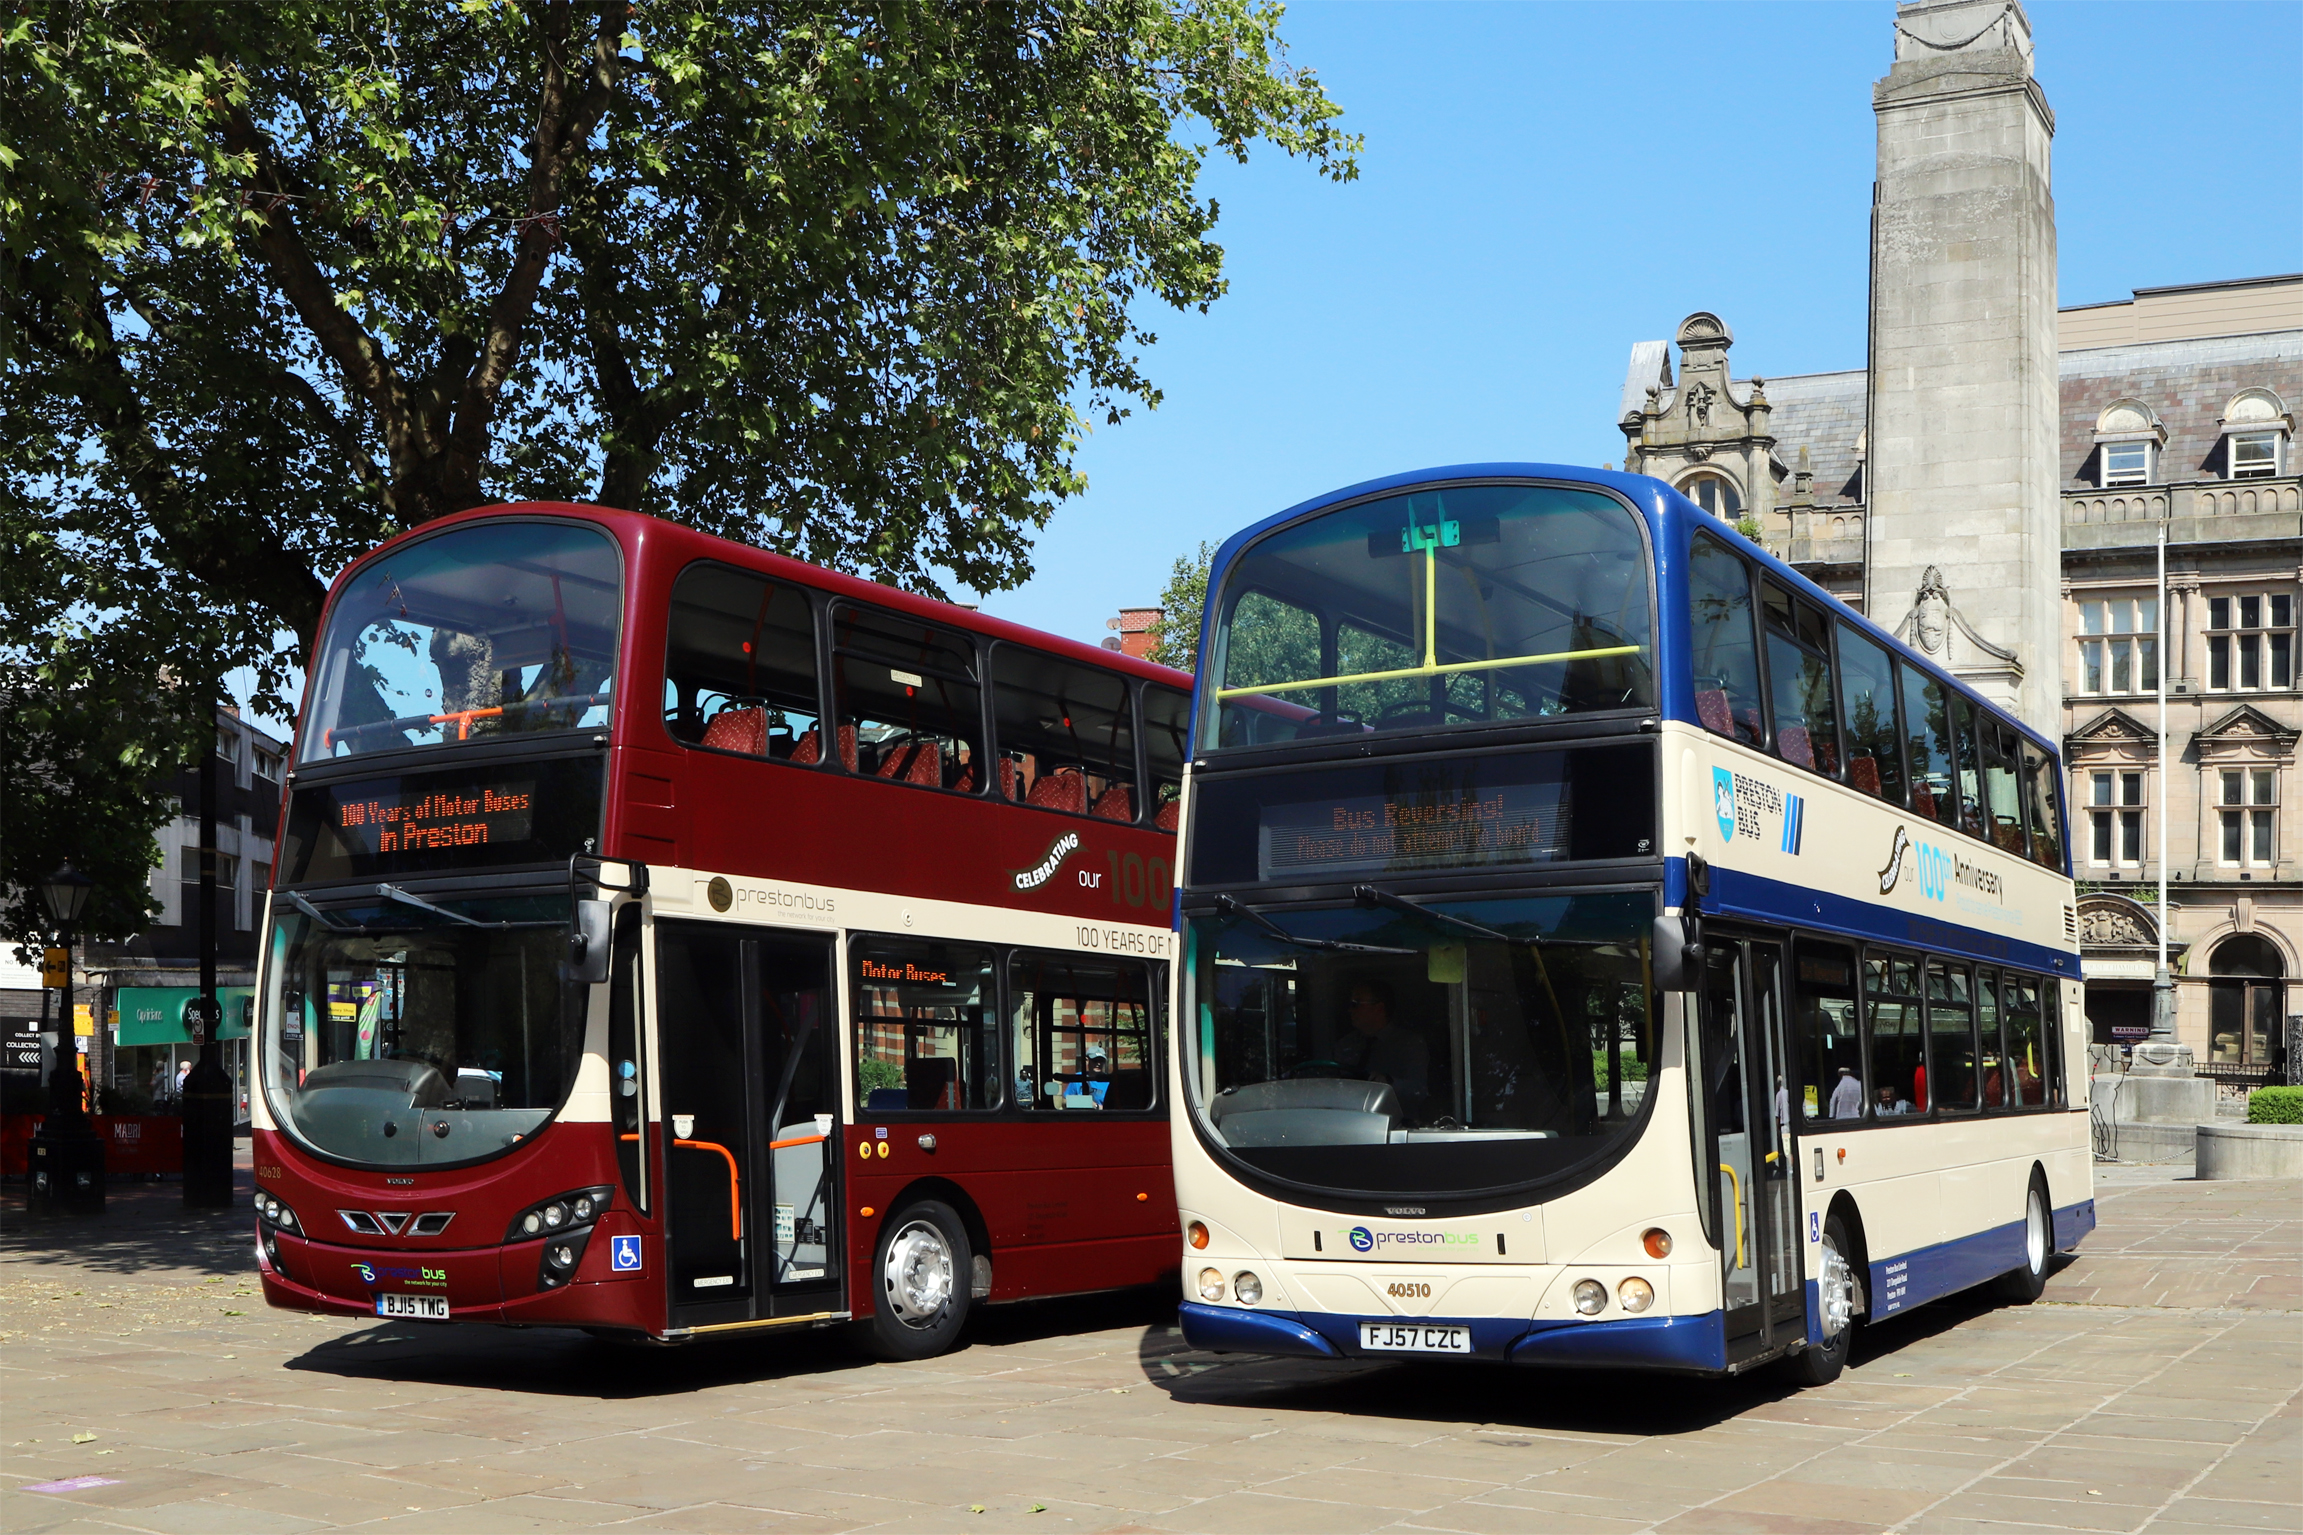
[1814,737,1840,776]
[1101,1069,1151,1111]
[1155,797,1180,832]
[1849,756,1881,797]
[1911,783,1937,818]
[794,724,860,770]
[1695,689,1734,737]
[878,739,942,786]
[865,1087,910,1111]
[906,1057,959,1111]
[1028,767,1087,814]
[1778,725,1814,770]
[1091,785,1132,822]
[701,707,765,756]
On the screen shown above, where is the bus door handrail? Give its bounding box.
[1717,1162,1747,1270]
[622,1132,744,1241]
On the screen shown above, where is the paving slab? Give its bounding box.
[3,1164,2296,1533]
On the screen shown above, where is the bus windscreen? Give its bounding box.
[1205,484,1653,751]
[303,520,621,762]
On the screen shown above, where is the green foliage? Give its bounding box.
[1,0,1356,954]
[1147,539,1214,671]
[1734,515,1763,541]
[2247,1085,2303,1125]
[858,1056,905,1096]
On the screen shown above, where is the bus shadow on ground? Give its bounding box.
[282,1283,1182,1400]
[1134,1270,2064,1436]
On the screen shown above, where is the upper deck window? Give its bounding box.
[663,563,821,761]
[1204,484,1653,752]
[303,522,620,763]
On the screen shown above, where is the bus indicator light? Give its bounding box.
[1642,1228,1672,1259]
[1186,1221,1208,1249]
[860,1207,875,1219]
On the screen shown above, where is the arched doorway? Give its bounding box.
[2207,934,2283,1066]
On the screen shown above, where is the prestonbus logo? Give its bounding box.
[1337,1226,1481,1253]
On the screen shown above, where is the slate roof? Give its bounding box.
[1618,340,1671,426]
[2058,330,2303,487]
[1759,368,1867,505]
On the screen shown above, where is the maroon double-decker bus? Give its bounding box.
[252,505,1187,1355]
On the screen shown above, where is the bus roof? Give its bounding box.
[327,501,1194,692]
[1197,462,2061,761]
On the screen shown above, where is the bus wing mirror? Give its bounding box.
[1652,912,1704,992]
[570,898,614,985]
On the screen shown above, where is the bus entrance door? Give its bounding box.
[1700,934,1804,1360]
[656,922,842,1330]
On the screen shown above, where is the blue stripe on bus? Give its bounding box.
[1868,1217,2028,1320]
[1179,1302,1731,1373]
[1668,856,2078,977]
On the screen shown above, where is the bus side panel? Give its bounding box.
[842,1120,1176,1315]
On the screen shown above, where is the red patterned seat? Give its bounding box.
[878,740,942,786]
[701,707,765,756]
[1848,756,1882,798]
[1027,767,1087,814]
[1695,689,1734,738]
[1155,798,1180,832]
[790,724,859,770]
[1911,783,1937,819]
[1777,725,1813,770]
[1091,785,1132,822]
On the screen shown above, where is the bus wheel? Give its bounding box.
[1783,1213,1858,1387]
[1992,1172,2051,1304]
[860,1199,972,1361]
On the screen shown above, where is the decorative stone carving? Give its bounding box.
[1893,565,2020,670]
[2078,903,2152,947]
[1685,382,1714,427]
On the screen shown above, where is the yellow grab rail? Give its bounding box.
[1213,644,1645,700]
[1718,1162,1747,1270]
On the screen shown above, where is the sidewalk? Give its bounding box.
[3,1163,2296,1534]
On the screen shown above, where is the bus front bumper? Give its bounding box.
[1178,1303,1729,1373]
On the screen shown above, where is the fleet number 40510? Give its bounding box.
[1386,1282,1430,1299]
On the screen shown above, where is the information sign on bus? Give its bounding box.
[280,757,605,882]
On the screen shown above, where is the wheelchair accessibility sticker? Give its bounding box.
[611,1236,643,1273]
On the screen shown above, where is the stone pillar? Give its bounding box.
[1865,0,2062,734]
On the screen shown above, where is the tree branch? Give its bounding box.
[441,1,623,505]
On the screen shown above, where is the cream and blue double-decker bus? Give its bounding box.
[1169,464,2091,1383]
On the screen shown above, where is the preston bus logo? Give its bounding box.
[1713,768,1736,841]
[1879,825,1913,893]
[1348,1226,1375,1253]
[1012,831,1082,892]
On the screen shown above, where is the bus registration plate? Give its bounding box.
[1360,1322,1469,1353]
[375,1294,449,1321]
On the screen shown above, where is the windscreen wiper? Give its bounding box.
[1354,885,1520,945]
[284,889,359,931]
[1214,893,1416,955]
[373,883,491,927]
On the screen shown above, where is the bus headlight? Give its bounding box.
[1572,1278,1607,1315]
[258,1194,302,1234]
[1233,1271,1263,1306]
[1197,1268,1226,1302]
[1618,1276,1655,1313]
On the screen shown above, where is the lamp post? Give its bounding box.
[29,863,103,1216]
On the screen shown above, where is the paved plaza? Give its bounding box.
[2,1162,2296,1534]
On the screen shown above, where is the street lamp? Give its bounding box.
[29,861,103,1216]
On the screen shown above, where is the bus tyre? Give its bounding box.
[1992,1173,2052,1304]
[1783,1213,1858,1387]
[860,1200,972,1361]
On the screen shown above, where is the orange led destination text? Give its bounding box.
[337,787,533,852]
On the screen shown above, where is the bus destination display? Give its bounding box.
[1260,782,1565,879]
[1185,744,1654,887]
[282,757,604,882]
[335,783,535,854]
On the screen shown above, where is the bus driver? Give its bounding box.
[1335,979,1429,1116]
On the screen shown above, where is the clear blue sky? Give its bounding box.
[971,0,2303,651]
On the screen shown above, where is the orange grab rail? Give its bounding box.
[620,1132,743,1241]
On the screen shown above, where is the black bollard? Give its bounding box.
[28,1056,105,1217]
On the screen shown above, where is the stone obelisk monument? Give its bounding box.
[1865,0,2062,736]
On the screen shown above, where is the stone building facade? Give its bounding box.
[1616,273,2303,1065]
